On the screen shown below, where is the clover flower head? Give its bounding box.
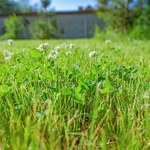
[55,46,61,52]
[64,43,74,50]
[3,50,14,61]
[105,39,111,44]
[37,43,49,52]
[89,51,98,57]
[46,54,57,60]
[7,39,13,46]
[3,50,14,57]
[141,104,150,109]
[46,54,54,60]
[51,50,59,55]
[61,43,67,48]
[65,51,72,56]
[46,50,59,60]
[69,43,74,49]
[4,56,12,61]
[64,44,69,49]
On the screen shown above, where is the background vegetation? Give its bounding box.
[29,17,57,39]
[0,14,25,40]
[97,0,150,39]
[0,0,57,39]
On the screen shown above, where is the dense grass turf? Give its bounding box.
[0,38,150,149]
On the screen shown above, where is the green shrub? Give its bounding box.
[129,24,150,39]
[93,24,127,41]
[93,25,103,39]
[1,14,25,39]
[129,8,150,39]
[29,18,57,39]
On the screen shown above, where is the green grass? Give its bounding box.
[0,38,150,149]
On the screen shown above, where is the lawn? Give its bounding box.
[0,38,150,149]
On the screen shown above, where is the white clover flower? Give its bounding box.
[46,54,57,60]
[140,104,150,109]
[51,50,59,55]
[4,56,12,61]
[46,54,53,60]
[7,39,13,46]
[69,43,74,49]
[142,91,150,99]
[64,43,75,50]
[65,51,72,56]
[64,44,69,49]
[55,46,61,52]
[89,51,98,57]
[37,43,49,52]
[105,39,112,44]
[3,50,14,61]
[59,43,74,50]
[3,50,14,57]
[46,50,59,60]
[61,43,67,48]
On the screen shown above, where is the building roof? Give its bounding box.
[0,10,96,17]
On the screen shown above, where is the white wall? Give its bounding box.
[0,12,105,39]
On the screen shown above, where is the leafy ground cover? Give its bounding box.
[0,38,150,149]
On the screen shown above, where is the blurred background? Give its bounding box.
[0,0,150,39]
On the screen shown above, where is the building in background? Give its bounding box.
[0,7,105,39]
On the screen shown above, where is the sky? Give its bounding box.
[29,0,98,11]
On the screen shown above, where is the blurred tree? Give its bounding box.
[29,0,57,39]
[41,0,51,12]
[18,0,32,12]
[1,14,25,39]
[0,0,32,13]
[129,1,150,39]
[29,18,57,39]
[0,0,18,13]
[97,0,148,32]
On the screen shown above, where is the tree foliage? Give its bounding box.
[0,0,18,13]
[29,17,57,39]
[1,14,25,39]
[0,0,32,13]
[97,0,150,34]
[41,0,51,12]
